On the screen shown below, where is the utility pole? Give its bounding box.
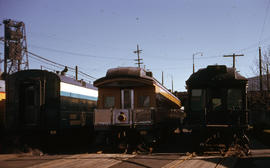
[171,76,174,93]
[193,52,203,73]
[223,53,244,69]
[267,64,269,92]
[162,71,164,85]
[258,47,263,93]
[75,65,78,80]
[133,44,143,68]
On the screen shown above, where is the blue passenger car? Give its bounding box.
[5,70,97,135]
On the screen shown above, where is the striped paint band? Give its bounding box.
[154,84,181,107]
[60,91,97,101]
[60,82,98,96]
[60,82,98,101]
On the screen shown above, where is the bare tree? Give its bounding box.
[249,46,270,91]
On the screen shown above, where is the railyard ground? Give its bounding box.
[0,129,270,168]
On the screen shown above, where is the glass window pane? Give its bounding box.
[138,95,150,107]
[212,98,222,111]
[27,89,35,106]
[227,89,242,110]
[192,89,202,96]
[191,89,204,111]
[124,90,131,108]
[104,96,115,108]
[209,88,226,111]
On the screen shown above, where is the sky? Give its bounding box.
[0,0,270,91]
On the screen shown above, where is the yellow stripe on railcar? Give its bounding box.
[0,92,5,101]
[154,83,181,107]
[0,92,6,127]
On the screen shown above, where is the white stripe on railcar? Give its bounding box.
[60,82,98,99]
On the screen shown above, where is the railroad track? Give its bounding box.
[0,151,238,168]
[161,152,194,168]
[160,148,238,168]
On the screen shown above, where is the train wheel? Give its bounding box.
[112,131,128,153]
[137,143,153,153]
[94,131,114,153]
[137,134,156,154]
[235,133,250,156]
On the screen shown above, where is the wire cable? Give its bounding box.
[27,50,96,79]
[259,0,270,45]
[29,44,132,60]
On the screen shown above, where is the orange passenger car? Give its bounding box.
[93,67,184,150]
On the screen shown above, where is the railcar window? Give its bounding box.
[210,88,225,111]
[123,90,131,108]
[138,95,150,107]
[104,96,115,108]
[26,87,35,106]
[191,89,205,111]
[227,89,242,110]
[212,98,222,111]
[192,89,202,96]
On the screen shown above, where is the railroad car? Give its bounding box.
[93,67,183,151]
[0,80,5,129]
[185,65,249,153]
[5,69,98,135]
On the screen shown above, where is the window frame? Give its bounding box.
[138,95,150,108]
[104,95,115,109]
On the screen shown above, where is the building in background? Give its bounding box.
[248,75,269,92]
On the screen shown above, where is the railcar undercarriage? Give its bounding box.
[94,128,159,153]
[191,127,250,156]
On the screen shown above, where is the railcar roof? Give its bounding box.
[106,67,153,79]
[59,75,97,90]
[7,69,97,90]
[186,65,247,86]
[94,67,153,87]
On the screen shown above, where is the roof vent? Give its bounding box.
[146,71,152,77]
[207,65,227,73]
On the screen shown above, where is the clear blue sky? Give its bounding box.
[1,0,270,91]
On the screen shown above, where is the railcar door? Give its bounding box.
[189,89,206,125]
[206,88,228,125]
[121,89,134,109]
[227,88,243,125]
[20,80,42,127]
[112,89,134,124]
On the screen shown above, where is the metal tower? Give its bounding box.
[3,19,29,76]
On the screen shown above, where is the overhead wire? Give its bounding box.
[30,32,122,51]
[27,50,96,79]
[27,50,75,70]
[28,55,63,69]
[28,53,97,81]
[29,58,59,72]
[29,44,132,60]
[2,32,270,79]
[259,0,270,46]
[0,42,98,80]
